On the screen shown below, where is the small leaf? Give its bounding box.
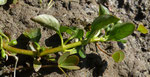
[87,15,120,41]
[79,50,86,58]
[0,0,7,5]
[58,52,70,65]
[33,60,42,72]
[77,46,86,58]
[60,55,80,70]
[112,50,125,62]
[60,55,79,66]
[1,49,6,58]
[23,28,41,42]
[31,14,60,32]
[65,48,77,55]
[99,4,110,16]
[33,42,41,51]
[108,23,135,41]
[8,40,17,46]
[137,23,148,34]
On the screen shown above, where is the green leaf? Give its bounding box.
[108,23,135,41]
[61,66,80,70]
[8,40,18,46]
[33,42,41,51]
[99,4,110,16]
[60,26,72,34]
[112,50,125,62]
[86,15,119,43]
[91,15,119,33]
[117,40,127,43]
[1,49,6,58]
[0,0,7,5]
[60,26,84,39]
[65,48,77,55]
[59,55,80,70]
[31,14,60,32]
[79,50,86,58]
[33,59,42,72]
[137,23,148,34]
[58,52,70,65]
[23,28,41,42]
[60,55,79,66]
[77,46,86,58]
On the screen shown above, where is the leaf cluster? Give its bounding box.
[0,4,136,76]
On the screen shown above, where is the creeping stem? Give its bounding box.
[3,37,106,57]
[3,43,35,56]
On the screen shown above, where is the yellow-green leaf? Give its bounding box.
[112,50,125,62]
[0,0,7,5]
[137,23,148,34]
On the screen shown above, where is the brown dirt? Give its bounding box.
[0,0,150,77]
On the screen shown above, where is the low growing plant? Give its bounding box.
[0,4,135,76]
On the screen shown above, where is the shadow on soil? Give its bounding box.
[0,33,108,77]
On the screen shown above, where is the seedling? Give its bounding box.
[0,4,135,76]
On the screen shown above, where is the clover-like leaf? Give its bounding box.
[59,55,80,70]
[107,23,135,41]
[112,50,125,62]
[31,14,60,32]
[23,28,41,42]
[99,4,110,16]
[137,23,148,34]
[0,0,7,5]
[33,59,42,72]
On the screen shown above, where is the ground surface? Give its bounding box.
[0,0,150,77]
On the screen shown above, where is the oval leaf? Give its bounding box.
[78,49,86,58]
[99,4,110,16]
[31,14,60,32]
[1,49,6,58]
[60,55,79,66]
[137,23,148,34]
[108,23,135,41]
[0,0,7,5]
[58,52,70,65]
[87,15,120,41]
[112,50,125,62]
[60,55,80,70]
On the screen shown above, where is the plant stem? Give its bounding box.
[3,37,106,57]
[3,43,35,56]
[39,37,104,56]
[96,43,111,57]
